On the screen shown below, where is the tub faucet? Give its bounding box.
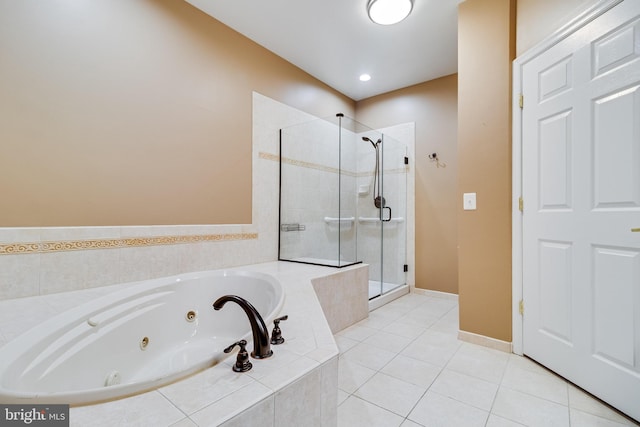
[213,295,273,359]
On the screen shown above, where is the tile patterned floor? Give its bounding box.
[335,293,639,427]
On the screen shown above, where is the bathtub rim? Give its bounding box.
[0,269,285,405]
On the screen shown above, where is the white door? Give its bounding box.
[522,0,640,421]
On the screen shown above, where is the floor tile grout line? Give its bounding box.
[341,293,640,426]
[565,383,640,426]
[337,294,470,426]
[337,296,442,424]
[398,296,481,424]
[380,297,463,425]
[484,348,513,426]
[342,394,407,424]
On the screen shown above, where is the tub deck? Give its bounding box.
[0,261,366,426]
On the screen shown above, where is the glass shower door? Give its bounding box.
[358,132,407,300]
[378,134,408,298]
[360,135,408,299]
[278,115,359,268]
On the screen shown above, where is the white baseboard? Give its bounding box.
[458,330,512,353]
[411,287,459,301]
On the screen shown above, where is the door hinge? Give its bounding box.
[403,264,408,272]
[404,156,409,165]
[519,299,524,316]
[518,197,524,212]
[518,94,524,109]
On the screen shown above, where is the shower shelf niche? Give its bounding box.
[358,217,404,223]
[323,217,354,230]
[323,217,355,224]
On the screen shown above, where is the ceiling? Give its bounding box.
[184,0,463,101]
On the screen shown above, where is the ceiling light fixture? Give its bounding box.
[359,74,372,82]
[367,0,413,25]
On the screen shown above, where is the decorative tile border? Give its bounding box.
[0,233,258,255]
[259,151,408,177]
[260,151,355,176]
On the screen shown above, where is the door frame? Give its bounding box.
[511,0,623,356]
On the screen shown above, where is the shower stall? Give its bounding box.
[278,113,408,300]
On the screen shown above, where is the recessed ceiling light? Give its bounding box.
[359,74,372,82]
[367,0,413,25]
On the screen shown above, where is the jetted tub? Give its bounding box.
[0,270,284,405]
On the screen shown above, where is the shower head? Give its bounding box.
[362,136,381,148]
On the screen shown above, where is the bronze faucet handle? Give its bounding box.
[224,340,252,372]
[271,315,288,345]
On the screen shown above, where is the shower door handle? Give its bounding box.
[382,206,392,222]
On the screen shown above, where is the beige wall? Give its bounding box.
[2,0,601,345]
[458,0,516,342]
[454,0,602,343]
[516,0,601,55]
[0,0,354,227]
[356,75,459,294]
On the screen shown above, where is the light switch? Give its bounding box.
[463,193,477,210]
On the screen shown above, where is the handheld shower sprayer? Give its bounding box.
[362,136,381,148]
[362,136,385,209]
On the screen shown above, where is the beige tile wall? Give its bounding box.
[312,265,369,333]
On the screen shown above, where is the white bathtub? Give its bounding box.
[0,270,284,405]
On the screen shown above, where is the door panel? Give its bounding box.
[539,56,573,102]
[538,240,573,344]
[592,19,640,77]
[593,246,640,370]
[522,0,640,421]
[539,111,573,210]
[593,85,640,208]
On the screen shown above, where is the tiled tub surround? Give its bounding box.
[312,266,369,334]
[0,269,287,405]
[0,261,359,426]
[0,226,265,301]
